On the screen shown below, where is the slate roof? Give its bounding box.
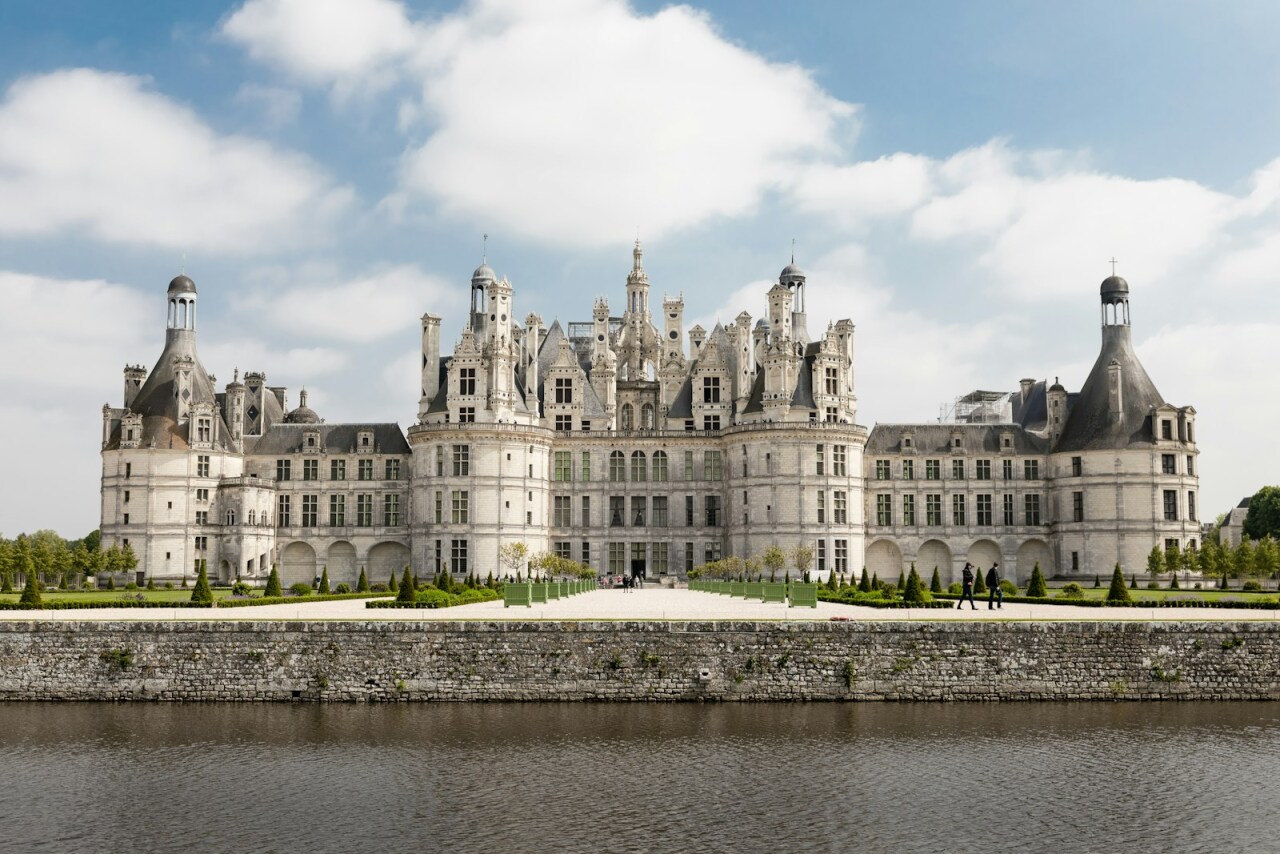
[248,423,410,456]
[1054,326,1166,452]
[865,423,1049,455]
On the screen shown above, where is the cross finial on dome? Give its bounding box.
[482,233,488,264]
[1110,256,1118,276]
[791,238,795,265]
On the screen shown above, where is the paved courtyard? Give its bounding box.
[2,586,1278,622]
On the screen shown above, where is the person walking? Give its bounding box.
[986,562,1003,610]
[957,562,978,610]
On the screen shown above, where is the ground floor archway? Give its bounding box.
[917,540,953,584]
[1016,539,1054,584]
[368,541,411,584]
[327,541,357,586]
[280,541,316,587]
[865,539,903,582]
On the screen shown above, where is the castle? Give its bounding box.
[99,243,1200,587]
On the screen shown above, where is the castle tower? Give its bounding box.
[625,239,650,317]
[419,313,441,422]
[225,369,245,449]
[779,260,809,345]
[470,263,495,335]
[662,294,684,364]
[123,365,147,409]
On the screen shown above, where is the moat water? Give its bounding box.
[1,702,1277,853]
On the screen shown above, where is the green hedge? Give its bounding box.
[367,587,501,609]
[931,592,1280,610]
[0,601,214,610]
[216,592,392,608]
[818,589,954,609]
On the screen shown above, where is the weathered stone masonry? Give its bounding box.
[1,621,1278,702]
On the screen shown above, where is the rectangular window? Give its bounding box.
[358,459,373,481]
[926,494,942,526]
[824,366,838,395]
[652,452,668,482]
[197,455,210,478]
[1024,459,1040,480]
[458,407,475,423]
[817,491,826,524]
[975,460,991,481]
[276,459,291,481]
[435,445,445,477]
[1186,455,1195,476]
[1072,552,1080,572]
[553,496,572,527]
[609,496,625,527]
[385,459,401,480]
[1072,491,1084,522]
[1025,494,1042,525]
[833,445,847,476]
[356,494,373,527]
[834,539,848,573]
[876,494,892,526]
[555,414,573,431]
[632,496,647,527]
[609,543,626,574]
[653,496,669,527]
[303,459,318,481]
[452,445,470,476]
[1161,419,1172,440]
[652,542,669,575]
[581,542,591,566]
[901,459,914,480]
[1188,491,1197,522]
[125,462,132,478]
[952,459,965,480]
[1071,456,1082,477]
[685,495,694,527]
[1002,459,1014,480]
[925,459,940,480]
[194,536,208,551]
[581,451,591,481]
[875,460,891,480]
[1003,494,1014,526]
[554,541,572,560]
[383,494,401,527]
[1163,490,1178,521]
[554,451,572,481]
[902,494,916,526]
[685,542,694,574]
[816,444,825,475]
[952,494,966,526]
[833,491,847,524]
[330,459,346,480]
[631,453,647,482]
[434,490,443,524]
[555,377,573,404]
[459,367,476,396]
[581,495,591,528]
[194,510,208,526]
[1161,454,1176,475]
[452,490,469,524]
[976,494,992,526]
[702,376,721,403]
[703,414,721,431]
[451,540,468,574]
[816,539,826,572]
[277,495,291,527]
[704,542,722,564]
[329,494,345,527]
[705,496,721,527]
[609,452,626,481]
[302,495,318,527]
[704,450,722,481]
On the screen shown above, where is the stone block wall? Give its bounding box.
[0,620,1277,702]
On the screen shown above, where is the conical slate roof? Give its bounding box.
[1054,325,1165,452]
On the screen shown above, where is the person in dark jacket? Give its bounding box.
[986,562,1003,610]
[957,562,978,610]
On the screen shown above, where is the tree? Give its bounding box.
[499,541,530,580]
[761,545,786,582]
[859,567,871,593]
[319,566,331,595]
[397,566,416,603]
[265,565,282,597]
[1243,485,1280,541]
[902,565,927,605]
[929,567,942,593]
[388,571,400,595]
[1106,563,1131,603]
[1026,563,1048,597]
[18,552,41,608]
[1233,538,1256,583]
[190,562,214,605]
[792,545,814,582]
[1146,544,1165,582]
[897,571,907,592]
[1254,538,1279,582]
[356,567,370,593]
[973,570,986,596]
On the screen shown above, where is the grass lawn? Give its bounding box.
[1037,583,1276,603]
[0,588,237,605]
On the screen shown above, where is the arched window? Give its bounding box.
[641,403,654,429]
[652,450,668,482]
[621,403,634,431]
[631,451,647,482]
[609,450,626,482]
[225,509,236,526]
[248,509,256,525]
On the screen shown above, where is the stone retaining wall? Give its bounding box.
[1,620,1277,701]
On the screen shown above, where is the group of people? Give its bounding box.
[956,561,1003,610]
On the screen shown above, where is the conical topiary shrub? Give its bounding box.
[1169,573,1180,590]
[1026,562,1047,597]
[903,565,927,604]
[1,572,12,594]
[190,562,214,605]
[930,567,942,594]
[1094,574,1101,588]
[397,566,416,603]
[388,572,399,595]
[265,565,282,597]
[19,566,42,608]
[357,567,369,592]
[973,571,987,596]
[859,568,872,593]
[897,571,906,591]
[319,566,331,595]
[1107,564,1131,603]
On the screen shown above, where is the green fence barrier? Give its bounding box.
[761,582,787,603]
[504,583,532,608]
[789,583,819,608]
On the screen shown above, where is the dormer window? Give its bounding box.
[358,430,373,451]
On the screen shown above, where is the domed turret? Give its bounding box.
[1100,275,1129,304]
[285,388,320,424]
[167,274,197,295]
[472,263,496,283]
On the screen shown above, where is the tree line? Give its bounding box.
[0,529,137,590]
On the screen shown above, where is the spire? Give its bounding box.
[633,238,644,272]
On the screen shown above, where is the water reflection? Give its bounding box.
[1,703,1277,853]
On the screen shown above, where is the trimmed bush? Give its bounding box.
[973,571,987,596]
[1000,579,1018,595]
[356,567,369,593]
[388,572,400,596]
[1243,580,1263,592]
[1106,564,1131,603]
[902,566,927,604]
[930,568,942,593]
[231,580,253,597]
[19,569,41,608]
[190,563,214,605]
[1169,574,1180,590]
[335,583,352,594]
[265,565,282,597]
[896,572,906,591]
[1026,563,1048,597]
[1058,582,1085,599]
[289,582,312,597]
[369,583,388,593]
[948,582,963,595]
[319,567,331,595]
[397,567,416,604]
[1094,574,1101,588]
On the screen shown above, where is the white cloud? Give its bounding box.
[222,0,417,93]
[238,264,462,343]
[233,82,303,127]
[788,153,934,227]
[0,69,351,252]
[200,340,349,386]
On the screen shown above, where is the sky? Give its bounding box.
[2,0,1278,538]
